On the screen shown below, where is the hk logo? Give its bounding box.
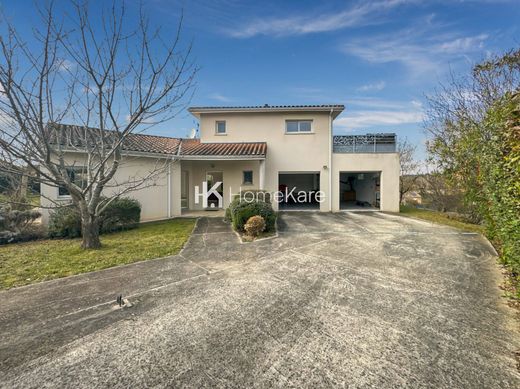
[194,181,223,208]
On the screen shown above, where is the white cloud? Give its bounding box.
[225,0,412,38]
[57,59,76,72]
[341,28,489,77]
[437,34,488,53]
[336,98,424,130]
[336,110,424,129]
[357,81,386,92]
[208,93,232,103]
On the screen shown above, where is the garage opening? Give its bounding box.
[279,172,320,210]
[339,172,381,210]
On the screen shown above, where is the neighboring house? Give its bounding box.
[40,104,400,224]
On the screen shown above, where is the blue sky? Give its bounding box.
[3,0,520,160]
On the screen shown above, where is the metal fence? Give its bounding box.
[333,133,396,153]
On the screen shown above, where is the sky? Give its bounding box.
[2,0,520,160]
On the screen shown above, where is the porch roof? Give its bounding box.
[179,139,267,159]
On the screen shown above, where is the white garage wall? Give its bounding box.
[332,153,400,212]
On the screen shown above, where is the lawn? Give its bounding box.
[399,205,484,234]
[0,218,196,289]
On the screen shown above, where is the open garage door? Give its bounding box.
[339,172,381,210]
[279,172,320,210]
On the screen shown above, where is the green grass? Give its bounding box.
[399,205,484,234]
[0,218,196,289]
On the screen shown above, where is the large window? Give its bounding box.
[215,120,226,134]
[286,120,312,133]
[243,170,253,185]
[58,167,87,197]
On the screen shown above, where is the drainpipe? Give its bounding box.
[167,161,171,218]
[328,108,333,212]
[168,142,182,218]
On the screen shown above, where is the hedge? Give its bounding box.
[48,197,141,238]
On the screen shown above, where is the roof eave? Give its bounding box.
[179,155,266,161]
[188,106,345,118]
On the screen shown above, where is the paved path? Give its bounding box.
[0,212,519,388]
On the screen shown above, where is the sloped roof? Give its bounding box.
[188,104,345,119]
[47,123,181,155]
[48,124,266,158]
[180,139,266,158]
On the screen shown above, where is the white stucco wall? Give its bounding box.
[181,159,261,210]
[198,111,332,211]
[332,153,400,212]
[40,153,181,225]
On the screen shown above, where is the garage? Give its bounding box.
[339,171,381,210]
[278,172,320,210]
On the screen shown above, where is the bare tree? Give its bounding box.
[397,137,420,204]
[0,1,196,248]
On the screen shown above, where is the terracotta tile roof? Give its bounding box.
[48,124,266,158]
[47,123,181,155]
[124,133,181,154]
[180,139,266,158]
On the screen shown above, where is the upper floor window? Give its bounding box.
[215,120,226,134]
[58,166,87,197]
[286,120,312,133]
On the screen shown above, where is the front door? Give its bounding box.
[205,171,224,209]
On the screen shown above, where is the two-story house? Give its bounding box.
[40,104,400,224]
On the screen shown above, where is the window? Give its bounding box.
[216,121,226,134]
[243,170,253,185]
[286,120,312,133]
[58,167,87,197]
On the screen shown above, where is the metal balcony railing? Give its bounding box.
[333,133,396,153]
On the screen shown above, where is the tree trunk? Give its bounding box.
[81,214,101,249]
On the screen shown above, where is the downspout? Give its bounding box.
[168,141,182,218]
[328,108,333,212]
[167,162,171,218]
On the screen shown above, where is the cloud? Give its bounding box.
[225,0,412,38]
[57,59,76,72]
[208,93,232,103]
[357,81,386,92]
[336,98,424,130]
[341,28,489,77]
[336,110,424,129]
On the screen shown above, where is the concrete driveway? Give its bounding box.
[1,212,519,388]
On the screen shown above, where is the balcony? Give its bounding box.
[333,133,396,153]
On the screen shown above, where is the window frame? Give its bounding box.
[285,119,313,134]
[57,166,88,198]
[242,170,253,186]
[215,120,227,135]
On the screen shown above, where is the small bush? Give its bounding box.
[0,205,41,244]
[228,199,276,232]
[48,206,82,238]
[244,215,266,237]
[48,197,142,238]
[99,198,141,233]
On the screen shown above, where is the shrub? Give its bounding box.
[244,215,266,237]
[99,198,141,233]
[48,206,82,238]
[0,205,41,244]
[48,197,142,238]
[229,199,276,232]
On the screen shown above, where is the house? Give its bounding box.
[40,104,400,223]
